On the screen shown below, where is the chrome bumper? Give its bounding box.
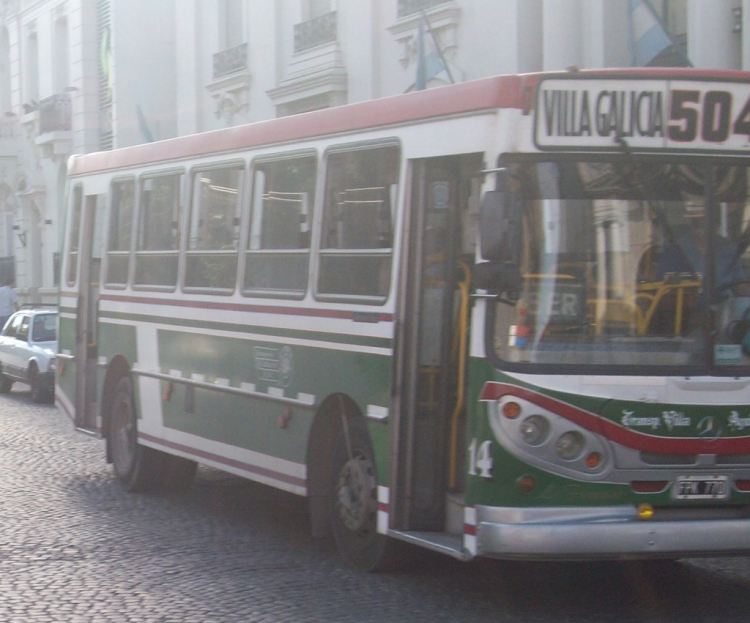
[474,505,750,559]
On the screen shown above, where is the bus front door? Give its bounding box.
[392,154,482,532]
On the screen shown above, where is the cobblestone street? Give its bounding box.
[3,388,750,622]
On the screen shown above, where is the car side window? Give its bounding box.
[3,314,22,338]
[32,315,57,342]
[16,316,30,341]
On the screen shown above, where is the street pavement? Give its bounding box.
[3,386,750,622]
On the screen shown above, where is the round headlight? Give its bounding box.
[556,431,585,461]
[519,415,550,446]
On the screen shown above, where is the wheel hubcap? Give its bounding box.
[336,453,377,532]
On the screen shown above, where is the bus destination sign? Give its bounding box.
[534,78,750,153]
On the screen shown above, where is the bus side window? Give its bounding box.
[317,144,399,301]
[65,184,83,287]
[134,173,182,289]
[184,163,244,292]
[104,178,135,287]
[244,154,317,297]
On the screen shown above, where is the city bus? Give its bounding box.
[58,68,750,570]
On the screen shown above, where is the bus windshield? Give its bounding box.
[491,160,750,371]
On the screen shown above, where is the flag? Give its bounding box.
[414,16,446,91]
[628,0,672,66]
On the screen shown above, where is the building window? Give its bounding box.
[185,164,244,292]
[25,26,39,105]
[54,15,70,93]
[244,154,317,297]
[304,0,333,21]
[397,0,450,19]
[316,144,399,302]
[219,0,245,50]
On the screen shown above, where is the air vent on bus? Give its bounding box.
[640,452,697,466]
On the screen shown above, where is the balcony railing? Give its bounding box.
[294,11,337,53]
[397,0,449,18]
[213,42,248,80]
[38,93,72,133]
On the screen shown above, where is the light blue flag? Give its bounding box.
[415,16,445,91]
[629,0,672,66]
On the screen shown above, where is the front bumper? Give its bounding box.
[474,505,750,559]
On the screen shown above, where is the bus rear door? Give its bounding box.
[61,184,105,433]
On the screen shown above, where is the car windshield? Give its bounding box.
[490,160,750,372]
[31,314,57,342]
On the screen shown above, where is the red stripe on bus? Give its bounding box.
[68,75,524,176]
[464,523,477,536]
[139,432,307,489]
[98,293,395,322]
[480,382,750,455]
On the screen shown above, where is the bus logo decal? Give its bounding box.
[253,345,294,388]
[697,416,722,439]
[728,411,750,432]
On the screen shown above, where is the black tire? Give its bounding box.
[29,365,44,404]
[108,376,166,492]
[330,418,400,572]
[0,370,12,394]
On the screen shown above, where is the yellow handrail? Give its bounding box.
[448,262,471,490]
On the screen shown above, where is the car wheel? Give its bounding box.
[29,365,44,403]
[0,369,12,394]
[109,376,166,492]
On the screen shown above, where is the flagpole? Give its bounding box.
[420,9,455,84]
[642,0,693,67]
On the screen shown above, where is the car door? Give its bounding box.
[10,315,31,380]
[0,313,20,374]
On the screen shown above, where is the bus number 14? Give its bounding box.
[468,439,493,478]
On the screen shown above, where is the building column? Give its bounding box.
[542,0,583,71]
[688,0,741,69]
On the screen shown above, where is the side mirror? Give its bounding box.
[479,169,521,264]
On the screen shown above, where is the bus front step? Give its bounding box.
[388,530,471,561]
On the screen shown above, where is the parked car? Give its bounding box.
[0,307,57,403]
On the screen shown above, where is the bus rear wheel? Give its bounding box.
[109,376,165,492]
[330,418,398,572]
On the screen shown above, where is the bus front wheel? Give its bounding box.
[330,417,398,572]
[109,376,165,492]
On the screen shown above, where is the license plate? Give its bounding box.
[673,475,730,500]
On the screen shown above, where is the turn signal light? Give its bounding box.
[502,401,521,419]
[637,503,655,520]
[585,452,601,469]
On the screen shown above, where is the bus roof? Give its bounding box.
[68,67,750,177]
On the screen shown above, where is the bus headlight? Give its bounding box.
[520,415,550,446]
[556,431,585,461]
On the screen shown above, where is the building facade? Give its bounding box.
[1,0,750,302]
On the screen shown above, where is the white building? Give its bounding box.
[1,0,750,302]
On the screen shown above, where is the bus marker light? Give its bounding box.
[502,401,521,419]
[585,452,601,469]
[162,381,173,402]
[520,415,550,445]
[734,479,750,492]
[518,476,536,493]
[637,504,655,520]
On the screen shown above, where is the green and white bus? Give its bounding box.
[59,68,750,570]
